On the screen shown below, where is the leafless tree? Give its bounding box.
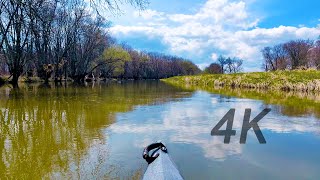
[217,55,226,74]
[262,44,288,71]
[283,39,313,69]
[307,40,320,69]
[224,57,243,73]
[0,0,34,86]
[0,0,148,86]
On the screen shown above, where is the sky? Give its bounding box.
[107,0,320,71]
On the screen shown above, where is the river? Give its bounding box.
[0,81,320,179]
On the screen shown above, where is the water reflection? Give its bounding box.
[169,83,320,118]
[1,81,320,179]
[0,81,192,179]
[108,90,320,179]
[109,91,320,158]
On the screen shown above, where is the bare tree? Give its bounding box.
[262,44,288,71]
[283,39,313,69]
[0,0,148,87]
[225,57,243,73]
[273,44,288,70]
[0,0,33,86]
[308,40,320,69]
[217,55,226,74]
[262,47,275,71]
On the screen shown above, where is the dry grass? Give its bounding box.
[162,70,320,92]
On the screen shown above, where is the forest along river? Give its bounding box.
[0,81,320,179]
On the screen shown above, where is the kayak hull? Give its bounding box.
[143,149,184,180]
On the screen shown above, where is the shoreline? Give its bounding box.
[0,76,162,86]
[161,70,320,92]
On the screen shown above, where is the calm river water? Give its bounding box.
[0,81,320,179]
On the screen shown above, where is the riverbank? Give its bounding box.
[162,70,320,92]
[0,76,125,86]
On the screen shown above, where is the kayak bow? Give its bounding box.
[143,142,184,180]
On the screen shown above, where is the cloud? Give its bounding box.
[197,63,211,70]
[110,0,320,71]
[133,9,165,21]
[211,53,218,60]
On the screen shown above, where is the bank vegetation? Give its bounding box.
[176,38,320,92]
[162,70,320,92]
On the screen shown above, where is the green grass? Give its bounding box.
[162,70,320,92]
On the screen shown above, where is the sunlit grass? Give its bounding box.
[162,70,320,92]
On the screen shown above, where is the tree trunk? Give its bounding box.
[11,72,19,88]
[73,75,86,83]
[44,72,50,84]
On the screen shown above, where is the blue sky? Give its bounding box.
[108,0,320,71]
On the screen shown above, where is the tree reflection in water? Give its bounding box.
[0,81,192,179]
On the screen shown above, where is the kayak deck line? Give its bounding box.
[143,142,184,180]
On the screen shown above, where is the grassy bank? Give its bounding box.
[162,70,320,92]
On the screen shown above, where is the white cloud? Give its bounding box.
[110,0,320,71]
[197,63,211,70]
[211,53,218,60]
[133,9,165,21]
[111,25,156,36]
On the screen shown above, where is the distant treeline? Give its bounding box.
[262,39,320,71]
[204,56,243,74]
[0,0,201,86]
[203,38,320,74]
[98,46,201,80]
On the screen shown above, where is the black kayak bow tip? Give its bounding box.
[143,142,168,164]
[142,142,184,180]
